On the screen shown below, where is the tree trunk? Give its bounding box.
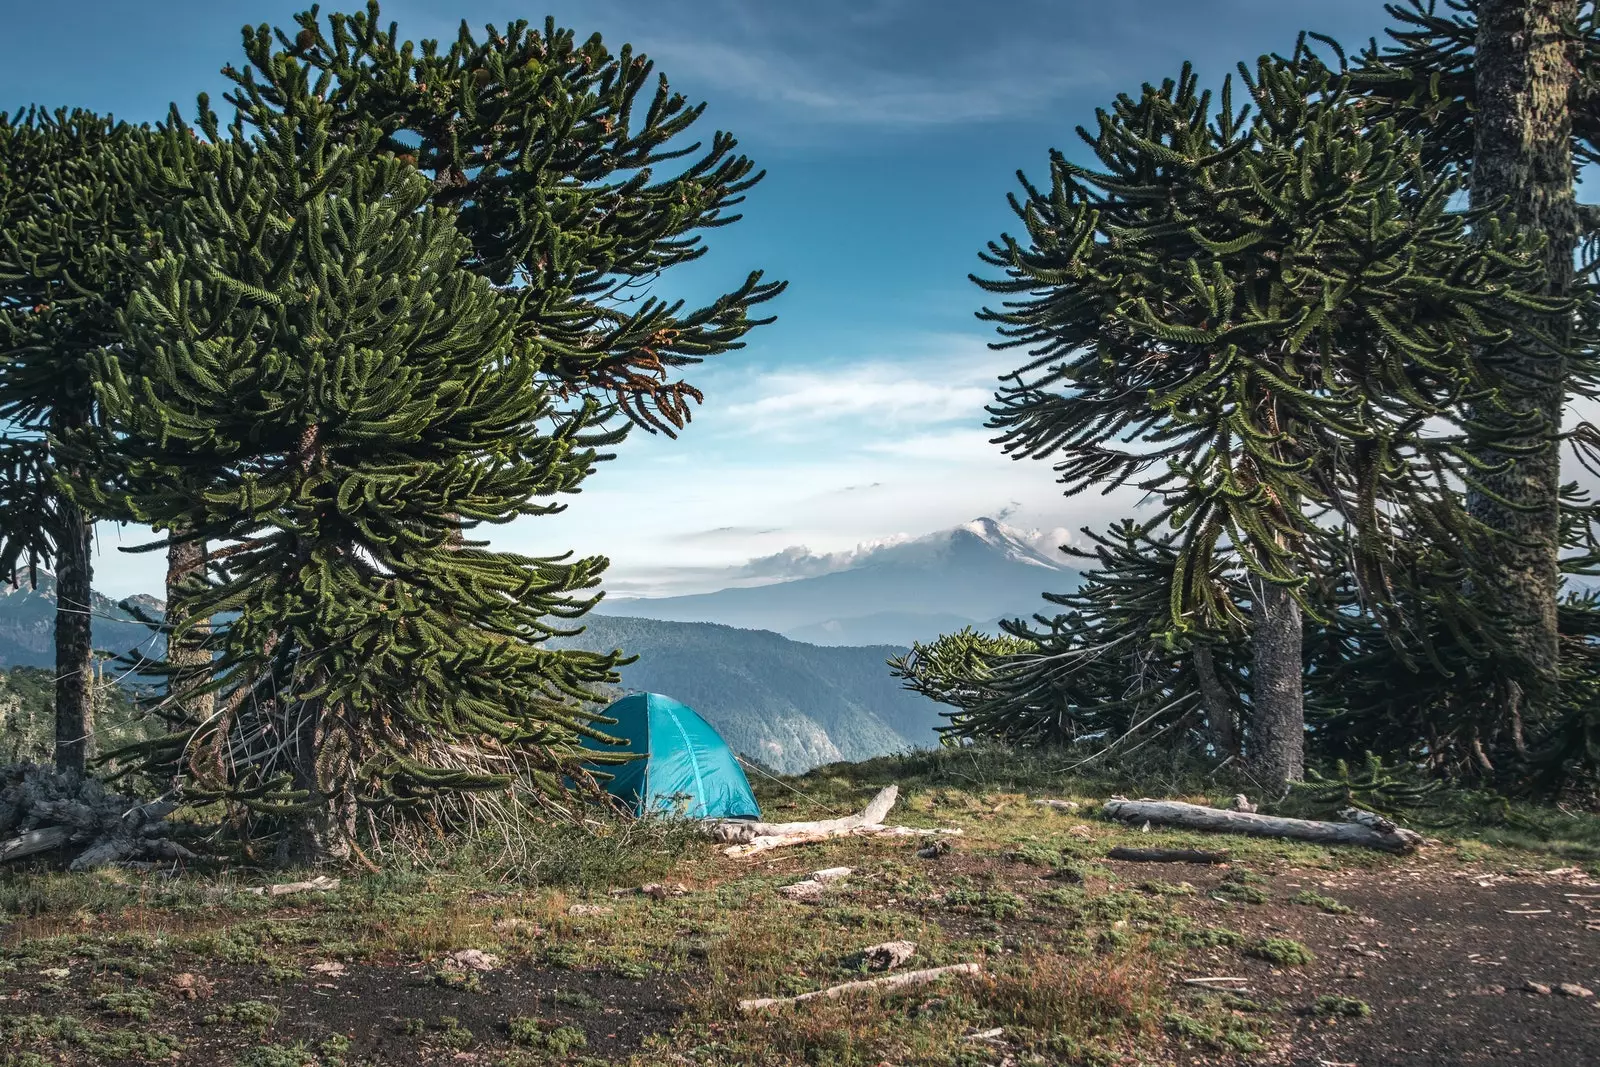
[1249,579,1304,792]
[1193,645,1236,757]
[1100,799,1425,853]
[53,501,94,774]
[1468,0,1577,711]
[164,531,213,723]
[283,701,353,867]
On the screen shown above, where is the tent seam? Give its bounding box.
[661,699,709,819]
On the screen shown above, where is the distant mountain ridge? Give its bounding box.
[0,572,164,670]
[0,574,947,775]
[553,614,945,773]
[597,517,1079,647]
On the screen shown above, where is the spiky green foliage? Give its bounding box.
[1342,2,1600,181]
[890,522,1251,757]
[0,109,201,771]
[224,1,785,435]
[888,627,1037,733]
[974,48,1559,633]
[71,93,629,858]
[1285,752,1454,819]
[1322,0,1600,786]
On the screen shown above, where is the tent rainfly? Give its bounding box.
[583,692,761,820]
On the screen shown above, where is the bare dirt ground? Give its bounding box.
[4,765,1599,1066]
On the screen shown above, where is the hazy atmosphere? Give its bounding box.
[1,0,1397,599]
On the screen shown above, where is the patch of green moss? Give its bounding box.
[1245,937,1315,966]
[1290,890,1353,915]
[1311,994,1371,1018]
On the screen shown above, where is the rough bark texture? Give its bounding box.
[283,703,353,866]
[1193,645,1236,757]
[1250,580,1305,792]
[1101,799,1426,853]
[1469,0,1577,706]
[52,502,94,775]
[164,532,214,723]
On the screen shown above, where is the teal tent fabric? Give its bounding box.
[583,692,761,819]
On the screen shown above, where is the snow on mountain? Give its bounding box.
[595,517,1080,645]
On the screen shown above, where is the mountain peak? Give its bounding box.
[948,517,1066,571]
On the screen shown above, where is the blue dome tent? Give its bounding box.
[582,692,762,820]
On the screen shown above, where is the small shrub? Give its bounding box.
[552,989,602,1012]
[1182,926,1245,950]
[1005,842,1061,867]
[1212,869,1270,904]
[203,999,281,1034]
[1245,937,1315,966]
[318,1032,353,1062]
[1311,995,1371,1018]
[234,1044,314,1067]
[436,1016,474,1050]
[100,957,155,979]
[612,960,655,981]
[542,945,583,969]
[1290,890,1353,915]
[93,987,157,1022]
[509,1017,589,1055]
[431,967,481,992]
[942,887,1026,920]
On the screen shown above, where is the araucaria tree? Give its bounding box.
[1340,0,1600,773]
[0,110,197,773]
[891,521,1250,758]
[111,4,785,767]
[970,51,1562,789]
[227,1,786,436]
[80,97,626,863]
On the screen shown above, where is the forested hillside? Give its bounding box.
[554,615,946,773]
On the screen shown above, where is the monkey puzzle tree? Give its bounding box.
[116,4,785,742]
[0,109,201,773]
[890,521,1251,760]
[971,49,1561,789]
[75,93,627,863]
[226,1,785,436]
[1338,0,1600,765]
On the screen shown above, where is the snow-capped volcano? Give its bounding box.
[595,517,1080,646]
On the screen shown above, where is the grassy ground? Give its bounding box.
[2,747,1598,1066]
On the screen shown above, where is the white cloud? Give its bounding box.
[722,370,993,430]
[641,36,1102,128]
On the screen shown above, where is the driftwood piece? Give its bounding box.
[0,825,71,863]
[1106,847,1229,864]
[736,962,981,1012]
[709,786,962,858]
[778,867,855,902]
[243,874,341,897]
[1100,799,1424,854]
[709,787,900,845]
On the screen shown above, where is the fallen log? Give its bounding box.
[242,874,341,898]
[737,962,981,1012]
[708,785,963,858]
[0,825,70,863]
[1106,846,1229,864]
[1100,799,1424,854]
[708,786,901,844]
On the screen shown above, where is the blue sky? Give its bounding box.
[3,0,1401,598]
